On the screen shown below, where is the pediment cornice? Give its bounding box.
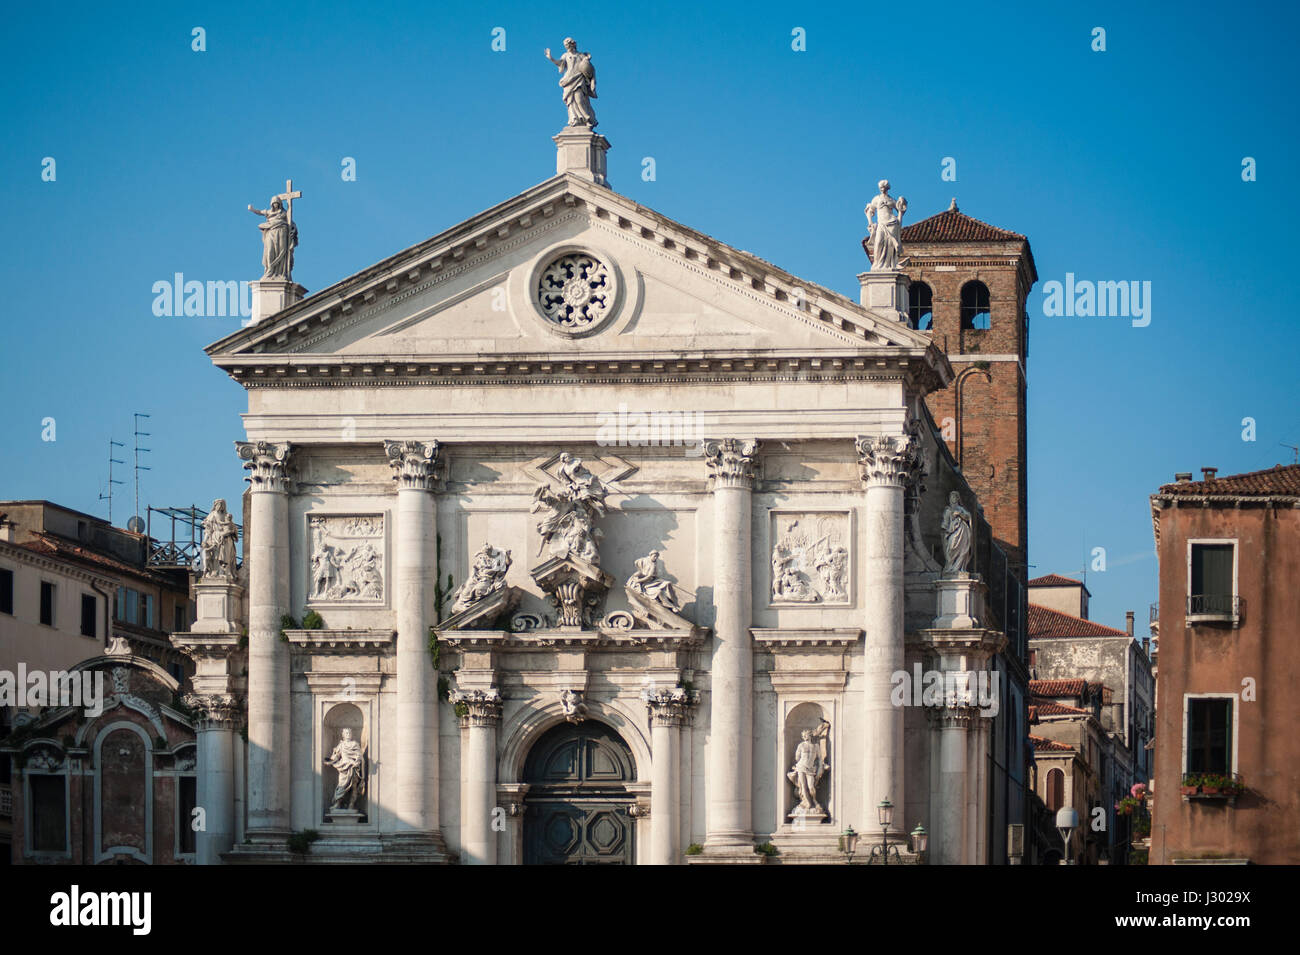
[207,174,950,392]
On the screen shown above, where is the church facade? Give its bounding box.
[180,103,1031,864]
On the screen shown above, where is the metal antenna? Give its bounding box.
[133,413,152,530]
[1280,443,1299,465]
[98,439,125,523]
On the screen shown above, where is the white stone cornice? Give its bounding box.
[704,438,760,490]
[750,628,862,648]
[235,440,294,492]
[855,433,921,489]
[384,439,444,491]
[282,628,396,651]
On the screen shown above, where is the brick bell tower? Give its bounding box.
[895,198,1036,571]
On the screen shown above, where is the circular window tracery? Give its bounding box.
[537,253,612,330]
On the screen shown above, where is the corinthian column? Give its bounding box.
[185,694,242,864]
[855,433,919,840]
[702,438,759,852]
[646,687,694,865]
[236,440,293,837]
[453,688,502,865]
[385,440,443,837]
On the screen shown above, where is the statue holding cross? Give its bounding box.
[248,179,302,281]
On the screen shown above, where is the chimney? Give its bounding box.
[1141,636,1151,655]
[1201,467,1217,482]
[1125,611,1134,638]
[1174,472,1192,482]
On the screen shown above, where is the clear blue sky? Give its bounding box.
[2,0,1296,629]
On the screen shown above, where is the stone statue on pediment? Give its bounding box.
[941,491,973,576]
[532,453,608,566]
[626,550,681,613]
[865,179,907,271]
[200,498,238,579]
[453,543,512,614]
[545,38,597,128]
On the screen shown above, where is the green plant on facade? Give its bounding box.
[279,614,299,642]
[684,843,703,856]
[301,610,326,630]
[286,829,322,854]
[754,842,779,857]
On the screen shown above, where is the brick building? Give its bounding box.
[1148,464,1300,865]
[897,201,1036,572]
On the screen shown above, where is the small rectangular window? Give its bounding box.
[30,775,67,852]
[174,603,185,633]
[1191,543,1234,602]
[1187,698,1233,775]
[140,593,154,629]
[0,567,12,615]
[80,594,96,638]
[39,581,55,627]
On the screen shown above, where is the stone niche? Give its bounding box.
[782,701,832,825]
[769,511,853,607]
[322,702,367,822]
[306,513,387,607]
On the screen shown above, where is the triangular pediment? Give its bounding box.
[208,175,948,388]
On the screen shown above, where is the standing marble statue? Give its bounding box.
[200,498,238,579]
[545,38,597,128]
[626,550,681,612]
[941,491,973,576]
[247,181,301,280]
[864,179,907,271]
[787,720,831,813]
[324,727,365,811]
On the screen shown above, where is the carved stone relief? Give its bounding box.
[770,512,851,606]
[308,515,385,604]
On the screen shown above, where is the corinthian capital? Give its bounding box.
[703,438,760,490]
[183,692,244,728]
[384,440,444,491]
[855,433,921,489]
[236,441,294,492]
[451,688,503,727]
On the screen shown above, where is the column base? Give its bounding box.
[688,837,768,865]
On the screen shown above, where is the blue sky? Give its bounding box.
[1,0,1296,629]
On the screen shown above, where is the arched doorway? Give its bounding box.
[522,720,636,865]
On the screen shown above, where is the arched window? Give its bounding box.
[1046,768,1065,812]
[961,280,991,330]
[908,281,933,330]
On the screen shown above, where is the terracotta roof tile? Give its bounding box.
[18,534,171,585]
[1028,573,1083,587]
[1030,734,1075,753]
[1028,604,1128,639]
[1156,463,1300,498]
[1030,699,1092,717]
[900,207,1026,243]
[1028,678,1089,697]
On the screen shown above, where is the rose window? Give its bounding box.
[537,253,611,329]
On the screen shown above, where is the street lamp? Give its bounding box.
[867,799,900,865]
[1056,807,1079,866]
[910,823,928,864]
[840,826,859,864]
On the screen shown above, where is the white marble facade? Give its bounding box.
[185,134,1005,864]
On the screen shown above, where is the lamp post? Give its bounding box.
[910,822,928,864]
[840,826,858,864]
[1056,807,1079,866]
[867,799,901,865]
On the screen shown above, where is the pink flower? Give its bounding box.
[1130,782,1147,799]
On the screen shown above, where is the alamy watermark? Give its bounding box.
[1041,273,1151,327]
[596,403,708,457]
[890,665,1000,717]
[0,665,105,717]
[151,273,253,322]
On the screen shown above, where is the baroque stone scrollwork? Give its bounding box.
[854,433,921,488]
[451,688,504,727]
[235,441,294,492]
[384,439,444,491]
[452,543,512,614]
[200,498,239,579]
[703,438,760,489]
[308,515,385,603]
[770,513,850,605]
[538,253,611,330]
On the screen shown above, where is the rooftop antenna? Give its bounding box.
[1281,443,1299,465]
[98,439,125,524]
[130,413,152,534]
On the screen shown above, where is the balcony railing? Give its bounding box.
[1186,594,1242,624]
[1180,772,1243,801]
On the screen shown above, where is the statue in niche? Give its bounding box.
[324,727,366,812]
[864,179,907,271]
[200,499,238,579]
[626,550,681,613]
[452,543,512,614]
[941,491,973,576]
[787,720,831,814]
[544,38,597,128]
[532,453,608,565]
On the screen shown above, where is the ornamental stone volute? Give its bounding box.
[703,438,760,490]
[384,440,444,491]
[854,433,921,489]
[235,441,295,492]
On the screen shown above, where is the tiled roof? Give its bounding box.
[1028,573,1083,588]
[1028,604,1128,639]
[1030,699,1092,717]
[900,206,1026,243]
[1156,464,1300,498]
[17,534,170,585]
[1030,734,1075,753]
[1028,678,1088,697]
